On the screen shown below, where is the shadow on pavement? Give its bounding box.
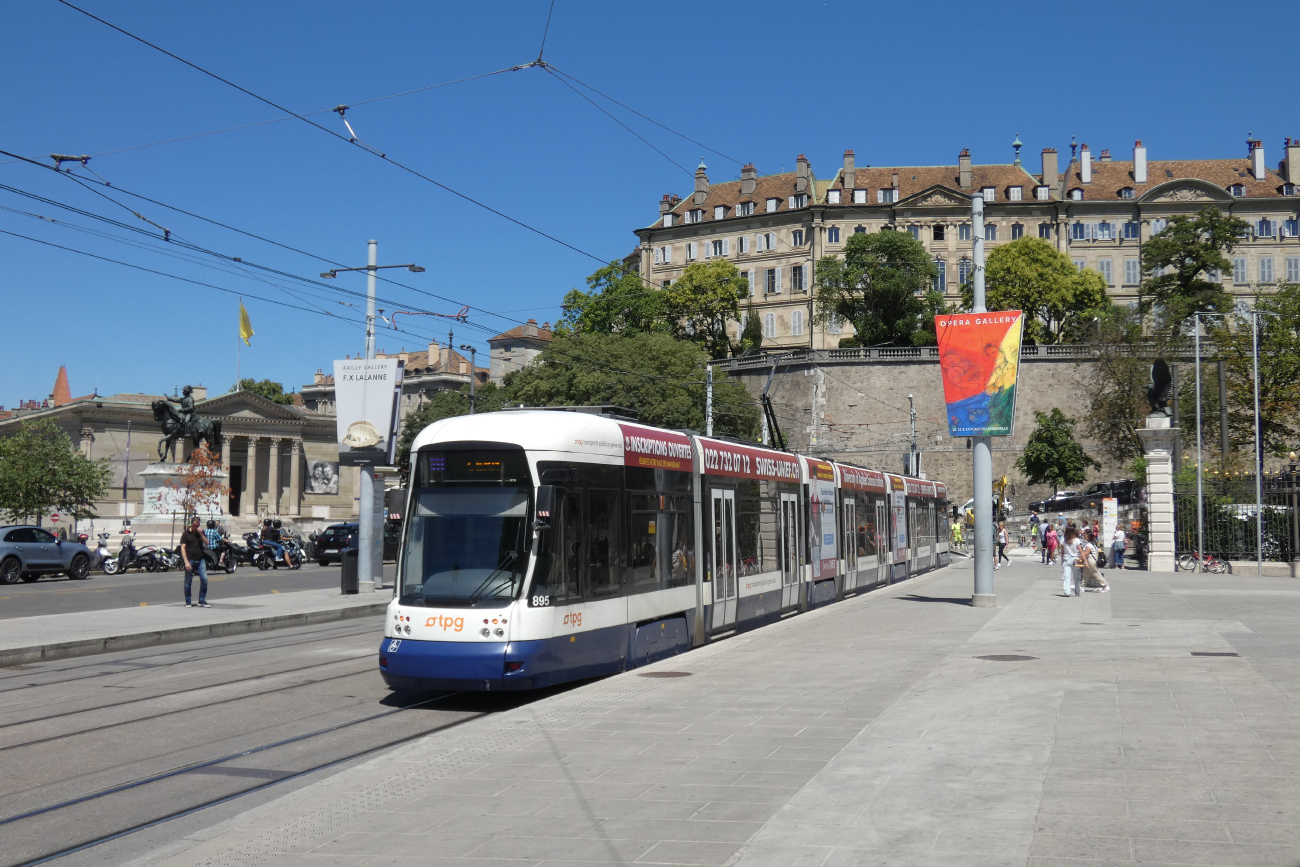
[897,594,974,606]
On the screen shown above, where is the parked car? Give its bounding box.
[0,525,92,584]
[1029,490,1082,513]
[314,522,399,566]
[1081,480,1140,510]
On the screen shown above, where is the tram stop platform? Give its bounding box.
[0,587,390,667]
[136,559,1300,867]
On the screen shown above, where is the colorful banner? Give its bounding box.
[838,464,887,493]
[618,423,694,472]
[333,359,404,466]
[935,311,1024,437]
[697,437,799,482]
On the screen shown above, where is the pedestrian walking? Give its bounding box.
[1045,525,1058,565]
[1061,527,1084,597]
[179,516,210,608]
[1079,534,1110,592]
[996,522,1010,568]
[1111,525,1126,570]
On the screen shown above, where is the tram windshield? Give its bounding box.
[400,488,530,606]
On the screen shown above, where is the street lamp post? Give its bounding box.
[322,243,424,591]
[459,345,477,414]
[1290,451,1298,564]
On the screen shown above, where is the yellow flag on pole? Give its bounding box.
[239,302,255,345]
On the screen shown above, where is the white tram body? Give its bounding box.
[379,410,949,691]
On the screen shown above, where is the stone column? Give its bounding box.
[219,435,233,514]
[287,438,302,516]
[242,436,260,517]
[79,427,94,458]
[1137,414,1179,572]
[268,438,281,516]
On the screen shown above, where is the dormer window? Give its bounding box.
[766,197,780,213]
[853,189,867,204]
[1069,188,1084,200]
[1283,184,1298,196]
[1008,186,1023,201]
[1119,187,1135,199]
[685,209,704,224]
[736,201,754,217]
[876,188,898,203]
[662,214,674,228]
[828,189,841,204]
[789,193,809,208]
[713,206,727,220]
[981,186,996,202]
[1035,185,1051,200]
[1229,183,1246,197]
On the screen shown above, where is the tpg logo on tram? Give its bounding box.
[425,615,465,632]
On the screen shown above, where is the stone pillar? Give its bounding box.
[79,427,94,458]
[243,436,260,517]
[287,438,302,516]
[1137,414,1179,572]
[268,438,281,516]
[219,435,233,514]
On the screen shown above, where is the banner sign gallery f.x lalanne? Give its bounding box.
[333,359,405,466]
[934,311,1024,437]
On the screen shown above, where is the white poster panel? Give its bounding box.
[333,359,403,466]
[1102,498,1118,547]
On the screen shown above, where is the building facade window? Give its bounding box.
[739,236,749,254]
[1008,186,1023,201]
[827,190,841,204]
[827,227,840,244]
[1151,218,1167,235]
[1039,222,1052,239]
[1124,258,1140,285]
[933,225,946,242]
[1287,257,1300,283]
[877,189,898,203]
[1035,186,1051,200]
[687,242,698,261]
[1284,219,1299,238]
[1010,223,1024,240]
[985,224,997,241]
[1073,259,1086,271]
[854,226,866,234]
[710,239,727,258]
[1097,222,1113,241]
[908,226,920,240]
[736,201,754,217]
[1260,257,1274,283]
[1098,259,1113,285]
[827,314,843,334]
[853,189,867,204]
[1257,219,1276,238]
[662,214,674,227]
[1071,222,1087,241]
[789,194,809,208]
[765,268,781,294]
[1123,221,1140,240]
[1233,257,1248,283]
[792,265,805,293]
[959,224,972,241]
[981,186,996,202]
[933,258,946,293]
[713,206,726,220]
[790,310,804,336]
[792,229,805,246]
[687,209,703,224]
[958,258,972,285]
[762,313,775,339]
[766,198,780,213]
[1229,184,1245,197]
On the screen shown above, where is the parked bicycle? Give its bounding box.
[1176,551,1227,574]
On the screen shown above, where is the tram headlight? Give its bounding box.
[494,628,504,637]
[480,627,491,637]
[404,625,411,635]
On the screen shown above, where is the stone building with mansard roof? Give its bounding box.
[634,138,1300,349]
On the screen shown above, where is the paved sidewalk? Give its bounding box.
[0,586,392,666]
[131,561,1300,867]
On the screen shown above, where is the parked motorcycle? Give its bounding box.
[116,534,149,573]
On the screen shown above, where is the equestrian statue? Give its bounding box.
[152,385,222,461]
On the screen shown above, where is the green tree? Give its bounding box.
[1214,284,1300,458]
[1015,408,1101,495]
[661,260,749,359]
[232,378,294,405]
[395,382,509,475]
[962,237,1109,345]
[505,331,759,439]
[1140,206,1248,333]
[559,262,666,337]
[738,304,763,355]
[814,230,939,347]
[0,418,111,523]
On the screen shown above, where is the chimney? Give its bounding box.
[843,150,855,194]
[1080,143,1092,184]
[1286,137,1300,183]
[314,369,325,385]
[891,170,899,194]
[1133,140,1147,184]
[1098,148,1112,162]
[1041,148,1059,191]
[1249,139,1265,180]
[659,194,674,215]
[190,385,207,401]
[958,149,972,190]
[740,163,757,196]
[693,159,709,205]
[524,318,538,337]
[795,154,811,193]
[427,339,441,367]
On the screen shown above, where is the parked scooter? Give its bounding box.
[81,532,119,574]
[116,534,148,573]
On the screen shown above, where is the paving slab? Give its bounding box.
[122,560,1300,867]
[0,587,391,666]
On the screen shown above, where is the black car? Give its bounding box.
[314,522,400,566]
[1081,480,1140,511]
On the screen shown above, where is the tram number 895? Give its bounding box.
[531,595,551,607]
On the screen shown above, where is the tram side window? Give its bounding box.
[664,497,692,588]
[587,489,620,597]
[736,483,764,577]
[628,494,659,593]
[856,492,878,558]
[533,491,582,606]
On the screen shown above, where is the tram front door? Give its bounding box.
[779,492,799,610]
[875,499,890,585]
[709,489,737,631]
[842,498,858,593]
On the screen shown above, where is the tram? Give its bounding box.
[379,409,949,692]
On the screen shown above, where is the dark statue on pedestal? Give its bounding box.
[1147,359,1173,417]
[152,385,222,461]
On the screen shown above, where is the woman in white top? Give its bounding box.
[1060,527,1084,597]
[1079,535,1110,592]
[1111,527,1126,570]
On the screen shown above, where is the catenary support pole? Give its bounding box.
[1195,315,1204,571]
[970,193,995,608]
[706,364,714,437]
[909,394,918,476]
[460,344,477,414]
[359,239,378,592]
[1253,311,1263,576]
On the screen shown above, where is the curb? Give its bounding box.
[0,601,389,668]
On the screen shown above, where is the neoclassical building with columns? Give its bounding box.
[0,375,357,530]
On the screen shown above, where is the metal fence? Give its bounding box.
[1174,474,1300,562]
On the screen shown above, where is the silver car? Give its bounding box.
[0,525,92,584]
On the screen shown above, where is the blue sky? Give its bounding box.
[3,0,1297,405]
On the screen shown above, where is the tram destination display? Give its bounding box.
[333,358,404,466]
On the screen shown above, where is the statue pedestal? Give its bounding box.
[139,462,229,518]
[1136,415,1179,573]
